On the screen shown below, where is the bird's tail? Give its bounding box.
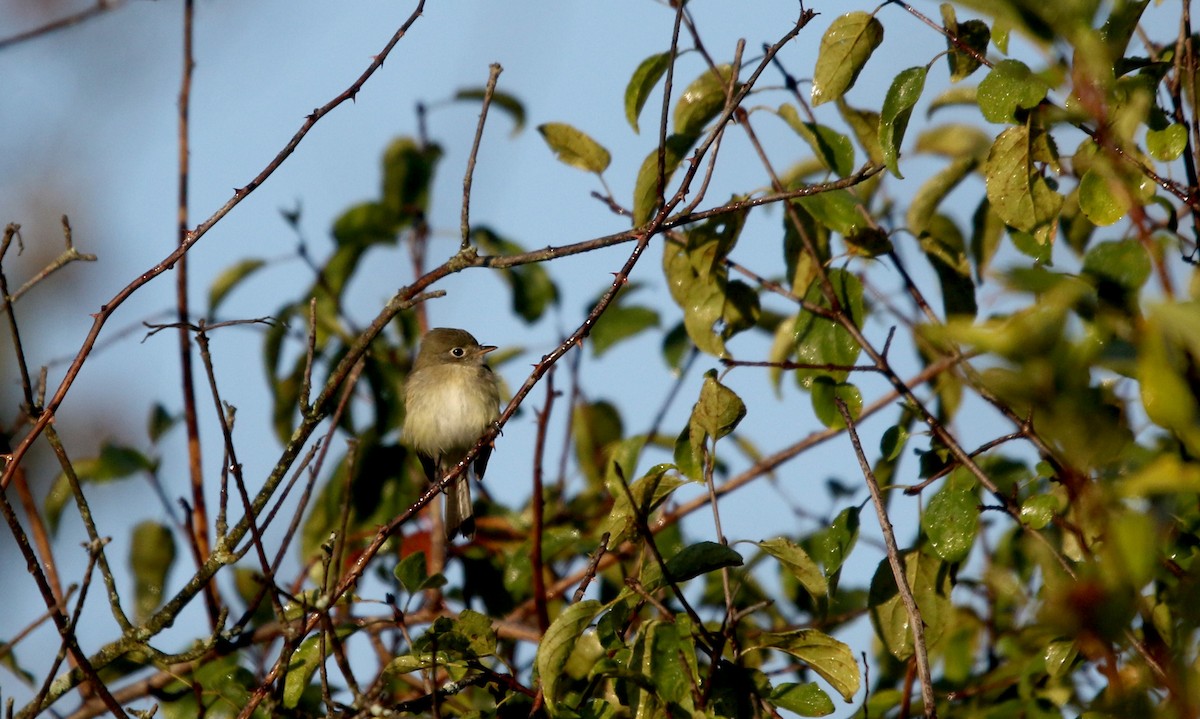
[444,477,475,540]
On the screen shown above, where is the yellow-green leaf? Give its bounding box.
[879,67,927,178]
[812,12,884,106]
[674,65,734,137]
[537,600,604,716]
[983,126,1063,235]
[744,629,860,702]
[538,122,611,174]
[625,52,671,133]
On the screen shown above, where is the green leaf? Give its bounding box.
[941,5,990,82]
[537,600,604,715]
[283,625,357,709]
[664,541,743,583]
[908,155,978,237]
[977,59,1049,123]
[1146,123,1187,161]
[927,84,978,116]
[601,463,687,545]
[836,98,883,164]
[1117,454,1200,496]
[770,682,835,716]
[538,122,611,174]
[811,378,862,429]
[394,551,432,594]
[43,475,72,535]
[625,52,671,133]
[453,88,526,135]
[1078,168,1130,226]
[868,551,951,660]
[915,123,992,159]
[661,321,691,373]
[573,400,625,486]
[879,67,927,178]
[810,507,860,579]
[1082,239,1150,291]
[632,134,694,226]
[919,214,978,318]
[381,137,441,222]
[984,126,1064,235]
[1044,639,1079,679]
[674,65,734,137]
[812,12,884,106]
[160,655,269,719]
[147,403,180,444]
[796,189,868,237]
[778,105,855,177]
[130,521,175,623]
[792,269,865,387]
[590,303,659,357]
[207,258,266,316]
[880,425,909,461]
[1020,492,1061,529]
[331,200,399,248]
[759,537,828,600]
[682,280,729,358]
[922,481,979,563]
[744,629,860,702]
[692,369,747,440]
[970,198,1006,280]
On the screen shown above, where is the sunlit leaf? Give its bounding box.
[633,134,695,225]
[1146,123,1187,161]
[922,481,979,563]
[625,52,671,133]
[537,600,604,715]
[879,67,927,178]
[983,125,1063,235]
[779,105,856,177]
[760,537,828,600]
[538,122,611,174]
[812,12,884,106]
[743,629,860,701]
[977,59,1049,123]
[811,377,862,429]
[770,682,835,716]
[674,65,734,137]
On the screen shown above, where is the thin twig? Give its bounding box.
[836,398,936,718]
[460,63,503,251]
[530,367,556,634]
[0,1,123,51]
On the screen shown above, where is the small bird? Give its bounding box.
[402,328,501,540]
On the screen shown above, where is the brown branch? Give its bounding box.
[460,63,503,251]
[836,398,936,718]
[0,1,123,51]
[530,367,557,635]
[174,0,219,631]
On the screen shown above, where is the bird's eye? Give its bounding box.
[450,347,466,358]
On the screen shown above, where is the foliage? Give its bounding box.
[4,2,1200,719]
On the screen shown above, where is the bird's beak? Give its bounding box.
[479,345,498,356]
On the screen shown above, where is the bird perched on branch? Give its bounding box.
[402,327,500,540]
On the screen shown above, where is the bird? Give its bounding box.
[402,328,501,540]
